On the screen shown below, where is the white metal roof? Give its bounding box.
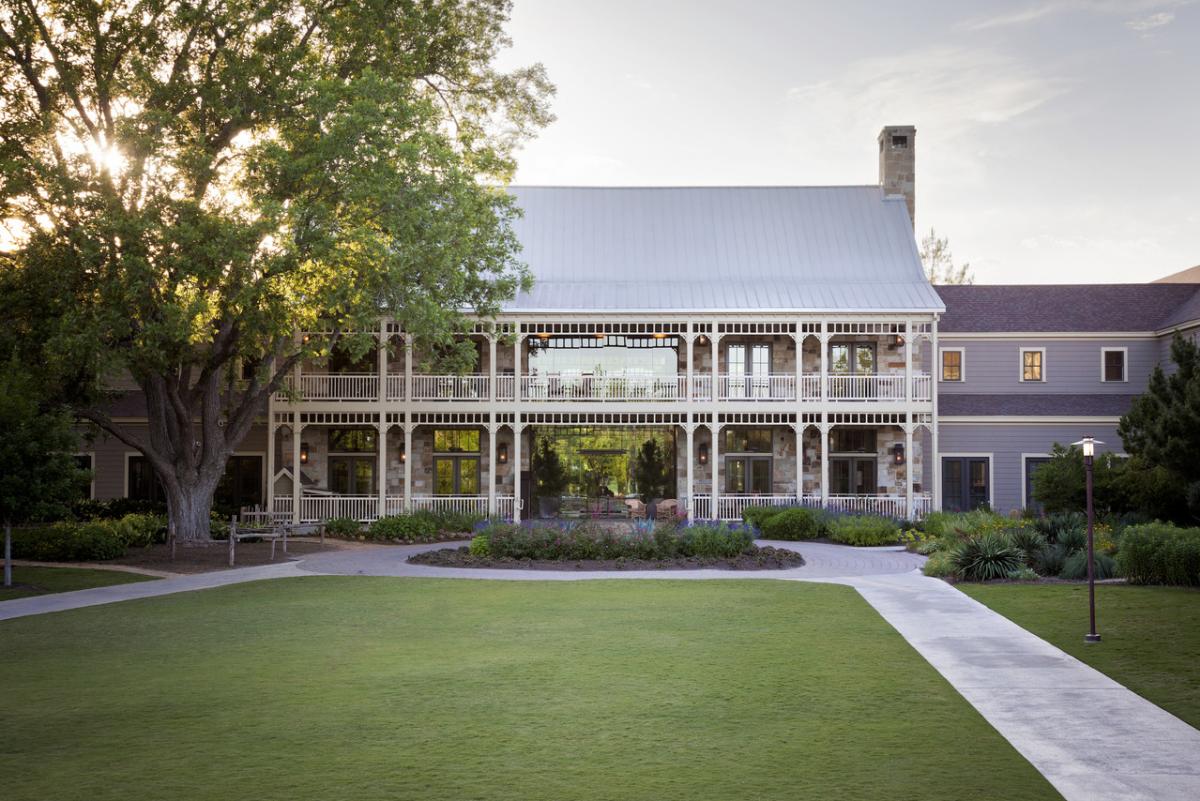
[502,185,945,314]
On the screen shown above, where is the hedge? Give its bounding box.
[760,508,828,540]
[1116,523,1200,586]
[366,509,485,542]
[827,515,901,546]
[474,520,754,561]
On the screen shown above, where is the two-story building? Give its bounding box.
[77,127,1200,522]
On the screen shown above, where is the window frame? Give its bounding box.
[939,347,965,382]
[75,452,95,500]
[1101,347,1128,383]
[1018,347,1046,383]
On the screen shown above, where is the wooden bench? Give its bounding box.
[227,520,290,567]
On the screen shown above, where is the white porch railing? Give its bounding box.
[277,373,379,401]
[716,494,799,520]
[692,496,712,520]
[272,494,513,521]
[912,373,932,402]
[295,495,379,522]
[717,374,795,401]
[800,375,821,400]
[521,374,686,401]
[410,495,490,516]
[825,494,931,519]
[826,373,906,401]
[495,374,515,401]
[690,375,713,401]
[385,374,405,400]
[699,493,933,522]
[412,374,490,401]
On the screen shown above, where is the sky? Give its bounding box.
[495,0,1200,284]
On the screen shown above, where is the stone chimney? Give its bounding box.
[878,125,916,229]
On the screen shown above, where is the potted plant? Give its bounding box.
[531,436,568,518]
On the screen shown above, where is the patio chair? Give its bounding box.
[625,498,647,519]
[656,499,679,519]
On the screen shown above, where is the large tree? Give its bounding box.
[919,228,974,285]
[1119,334,1200,518]
[0,1,553,541]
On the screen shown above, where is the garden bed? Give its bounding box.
[408,543,805,570]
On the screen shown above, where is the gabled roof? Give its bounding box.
[503,186,945,314]
[936,284,1200,333]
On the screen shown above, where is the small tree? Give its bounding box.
[919,228,974,285]
[1030,443,1127,516]
[632,439,671,503]
[0,358,89,586]
[530,436,568,502]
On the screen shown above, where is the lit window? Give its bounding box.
[1102,349,1126,382]
[941,350,963,382]
[1021,349,1044,382]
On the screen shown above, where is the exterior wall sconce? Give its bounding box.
[399,443,406,463]
[698,443,709,465]
[300,443,309,464]
[893,443,905,465]
[894,334,905,346]
[498,443,509,465]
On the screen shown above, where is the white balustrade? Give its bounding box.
[496,495,516,519]
[520,373,686,401]
[799,375,822,400]
[386,374,405,400]
[825,373,907,401]
[716,494,800,521]
[690,374,713,401]
[410,495,491,516]
[411,374,490,401]
[277,373,379,401]
[912,372,932,402]
[825,493,932,519]
[287,495,379,522]
[692,496,712,520]
[717,374,796,401]
[495,374,516,401]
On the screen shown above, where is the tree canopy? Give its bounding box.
[0,0,553,540]
[919,228,974,285]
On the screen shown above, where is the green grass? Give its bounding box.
[961,583,1200,728]
[0,565,157,601]
[0,578,1060,801]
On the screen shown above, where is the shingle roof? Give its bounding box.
[940,394,1137,417]
[503,186,946,313]
[936,284,1200,333]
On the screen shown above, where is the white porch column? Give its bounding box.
[377,321,387,402]
[377,421,388,520]
[710,321,719,400]
[513,417,522,523]
[488,334,498,402]
[403,337,413,403]
[931,316,941,511]
[266,419,276,515]
[904,419,914,521]
[685,322,694,400]
[513,323,522,402]
[403,423,413,513]
[487,417,497,517]
[685,418,695,518]
[795,423,803,504]
[793,328,802,402]
[711,414,720,520]
[904,319,913,403]
[819,415,830,510]
[819,321,829,402]
[291,413,302,524]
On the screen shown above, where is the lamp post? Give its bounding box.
[1073,435,1102,644]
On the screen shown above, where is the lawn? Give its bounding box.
[0,578,1060,801]
[961,583,1200,728]
[0,565,157,601]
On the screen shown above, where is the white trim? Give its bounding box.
[940,452,995,510]
[1101,347,1128,383]
[1020,452,1052,510]
[942,331,1158,341]
[1018,347,1046,382]
[941,416,1121,424]
[938,347,965,382]
[75,452,95,499]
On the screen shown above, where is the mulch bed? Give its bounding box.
[408,544,806,571]
[112,540,332,574]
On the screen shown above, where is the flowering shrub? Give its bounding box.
[474,520,754,561]
[366,509,485,541]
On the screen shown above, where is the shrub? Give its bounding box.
[1116,523,1200,586]
[827,515,900,546]
[323,517,362,538]
[684,523,754,558]
[1060,551,1118,581]
[951,534,1024,582]
[468,534,490,557]
[922,551,958,579]
[742,505,791,530]
[1056,526,1086,554]
[1005,528,1047,567]
[474,520,754,561]
[367,509,485,542]
[1006,566,1039,581]
[1034,543,1068,577]
[922,509,1009,540]
[760,507,828,540]
[11,520,127,561]
[1032,512,1085,543]
[71,497,167,521]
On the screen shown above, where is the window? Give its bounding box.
[1024,456,1051,514]
[328,429,377,495]
[1102,348,1127,382]
[940,348,964,382]
[329,428,377,453]
[216,455,263,511]
[830,429,876,453]
[74,454,94,500]
[725,456,772,494]
[433,428,481,496]
[127,455,165,502]
[830,343,875,375]
[830,458,878,494]
[942,457,990,512]
[1020,348,1045,382]
[723,428,772,453]
[726,343,771,398]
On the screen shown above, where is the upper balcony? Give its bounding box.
[275,370,932,404]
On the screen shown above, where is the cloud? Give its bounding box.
[1126,10,1176,29]
[963,2,1066,31]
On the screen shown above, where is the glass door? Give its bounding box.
[725,456,772,494]
[830,458,877,494]
[727,345,746,398]
[330,457,376,494]
[727,343,771,398]
[943,457,989,511]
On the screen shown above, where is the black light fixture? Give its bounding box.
[498,442,509,465]
[399,443,406,464]
[300,443,309,464]
[1074,435,1104,644]
[893,443,905,465]
[698,442,709,465]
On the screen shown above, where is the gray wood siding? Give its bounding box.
[937,339,1158,395]
[939,422,1122,513]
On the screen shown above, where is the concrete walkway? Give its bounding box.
[840,571,1200,801]
[3,540,1199,800]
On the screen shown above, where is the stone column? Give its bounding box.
[711,322,719,401]
[819,321,829,402]
[513,324,522,402]
[488,334,497,403]
[403,423,413,513]
[904,319,913,403]
[819,415,830,510]
[904,419,914,521]
[377,422,388,520]
[377,322,387,402]
[404,337,413,403]
[685,323,694,400]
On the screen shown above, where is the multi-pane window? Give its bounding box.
[1021,349,1044,382]
[127,455,165,502]
[433,429,481,495]
[329,428,377,453]
[941,350,963,381]
[830,429,877,453]
[726,343,771,398]
[74,454,94,499]
[1102,349,1126,382]
[328,428,377,495]
[723,428,772,453]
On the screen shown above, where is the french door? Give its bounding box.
[434,456,481,495]
[727,343,771,398]
[830,457,878,495]
[725,456,772,494]
[329,457,376,495]
[942,457,989,512]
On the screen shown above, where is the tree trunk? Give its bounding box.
[4,520,11,588]
[165,478,218,544]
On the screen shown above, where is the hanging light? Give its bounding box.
[300,443,309,465]
[498,443,509,465]
[893,443,905,465]
[698,443,709,465]
[399,443,406,463]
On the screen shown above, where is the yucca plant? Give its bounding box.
[951,534,1024,582]
[1005,528,1047,567]
[1035,543,1068,577]
[1060,551,1118,581]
